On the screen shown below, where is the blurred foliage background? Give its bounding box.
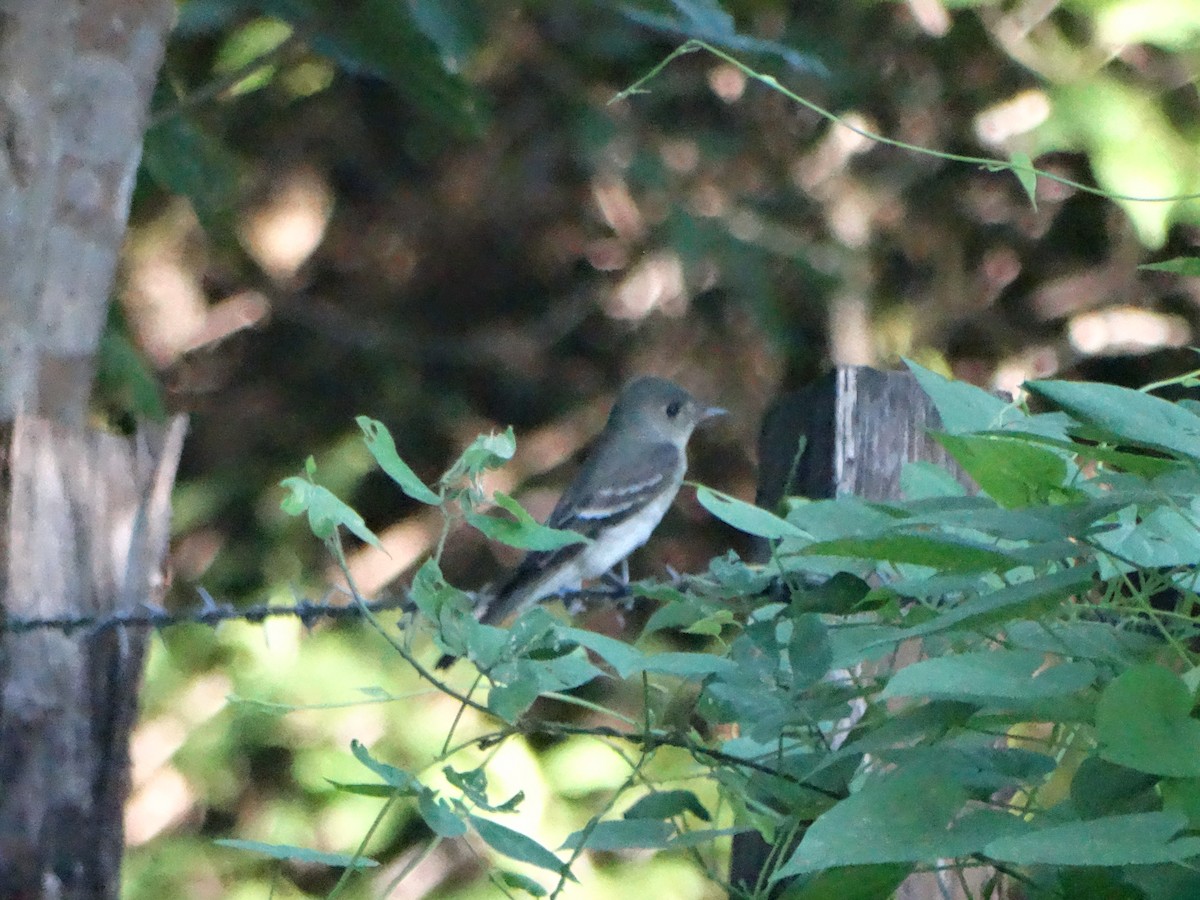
[112,0,1200,896]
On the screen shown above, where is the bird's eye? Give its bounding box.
[665,400,682,418]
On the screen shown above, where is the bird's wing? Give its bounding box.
[478,441,680,625]
[546,440,681,534]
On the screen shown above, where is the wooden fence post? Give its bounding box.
[731,366,999,899]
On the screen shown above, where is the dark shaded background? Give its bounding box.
[111,1,1200,896]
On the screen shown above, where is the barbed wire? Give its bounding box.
[0,588,415,637]
[0,584,673,638]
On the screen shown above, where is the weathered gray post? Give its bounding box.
[732,366,998,899]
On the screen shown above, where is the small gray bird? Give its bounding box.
[438,376,724,667]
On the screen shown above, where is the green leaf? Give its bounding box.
[420,792,467,838]
[880,651,1097,703]
[214,838,377,868]
[773,770,970,875]
[681,608,736,636]
[875,563,1097,645]
[357,416,440,504]
[443,766,489,807]
[984,811,1200,865]
[279,475,382,549]
[470,816,571,877]
[804,532,1018,572]
[901,460,967,500]
[531,648,604,692]
[466,492,589,551]
[904,359,1018,433]
[142,109,239,239]
[1071,757,1161,819]
[791,571,873,615]
[1010,151,1037,210]
[1005,429,1178,477]
[324,781,400,798]
[561,819,674,851]
[668,827,749,848]
[350,740,420,791]
[637,651,736,679]
[1026,379,1200,464]
[96,326,167,421]
[409,558,471,618]
[934,433,1067,507]
[1093,506,1200,567]
[619,1,827,75]
[267,0,482,133]
[694,484,807,539]
[444,428,517,482]
[488,673,542,723]
[496,870,547,897]
[214,17,292,96]
[1140,257,1200,276]
[1161,777,1200,829]
[1097,664,1200,778]
[623,790,711,822]
[776,864,913,900]
[408,0,486,65]
[557,627,645,678]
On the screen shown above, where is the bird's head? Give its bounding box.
[608,376,726,446]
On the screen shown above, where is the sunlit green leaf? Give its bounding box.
[465,491,589,550]
[444,428,517,482]
[695,484,807,539]
[420,792,467,838]
[350,740,420,791]
[496,870,547,897]
[804,532,1018,572]
[681,608,736,636]
[279,475,382,549]
[1027,378,1200,463]
[1097,664,1200,778]
[357,416,441,504]
[624,790,711,822]
[488,672,541,723]
[561,818,674,851]
[1140,256,1200,276]
[934,433,1067,507]
[905,359,1018,433]
[880,651,1097,703]
[471,816,571,877]
[984,811,1200,865]
[774,771,973,875]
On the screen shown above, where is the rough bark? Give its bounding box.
[0,0,174,421]
[0,417,185,898]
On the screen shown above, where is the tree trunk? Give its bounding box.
[0,2,178,897]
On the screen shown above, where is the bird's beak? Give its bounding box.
[701,405,728,422]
